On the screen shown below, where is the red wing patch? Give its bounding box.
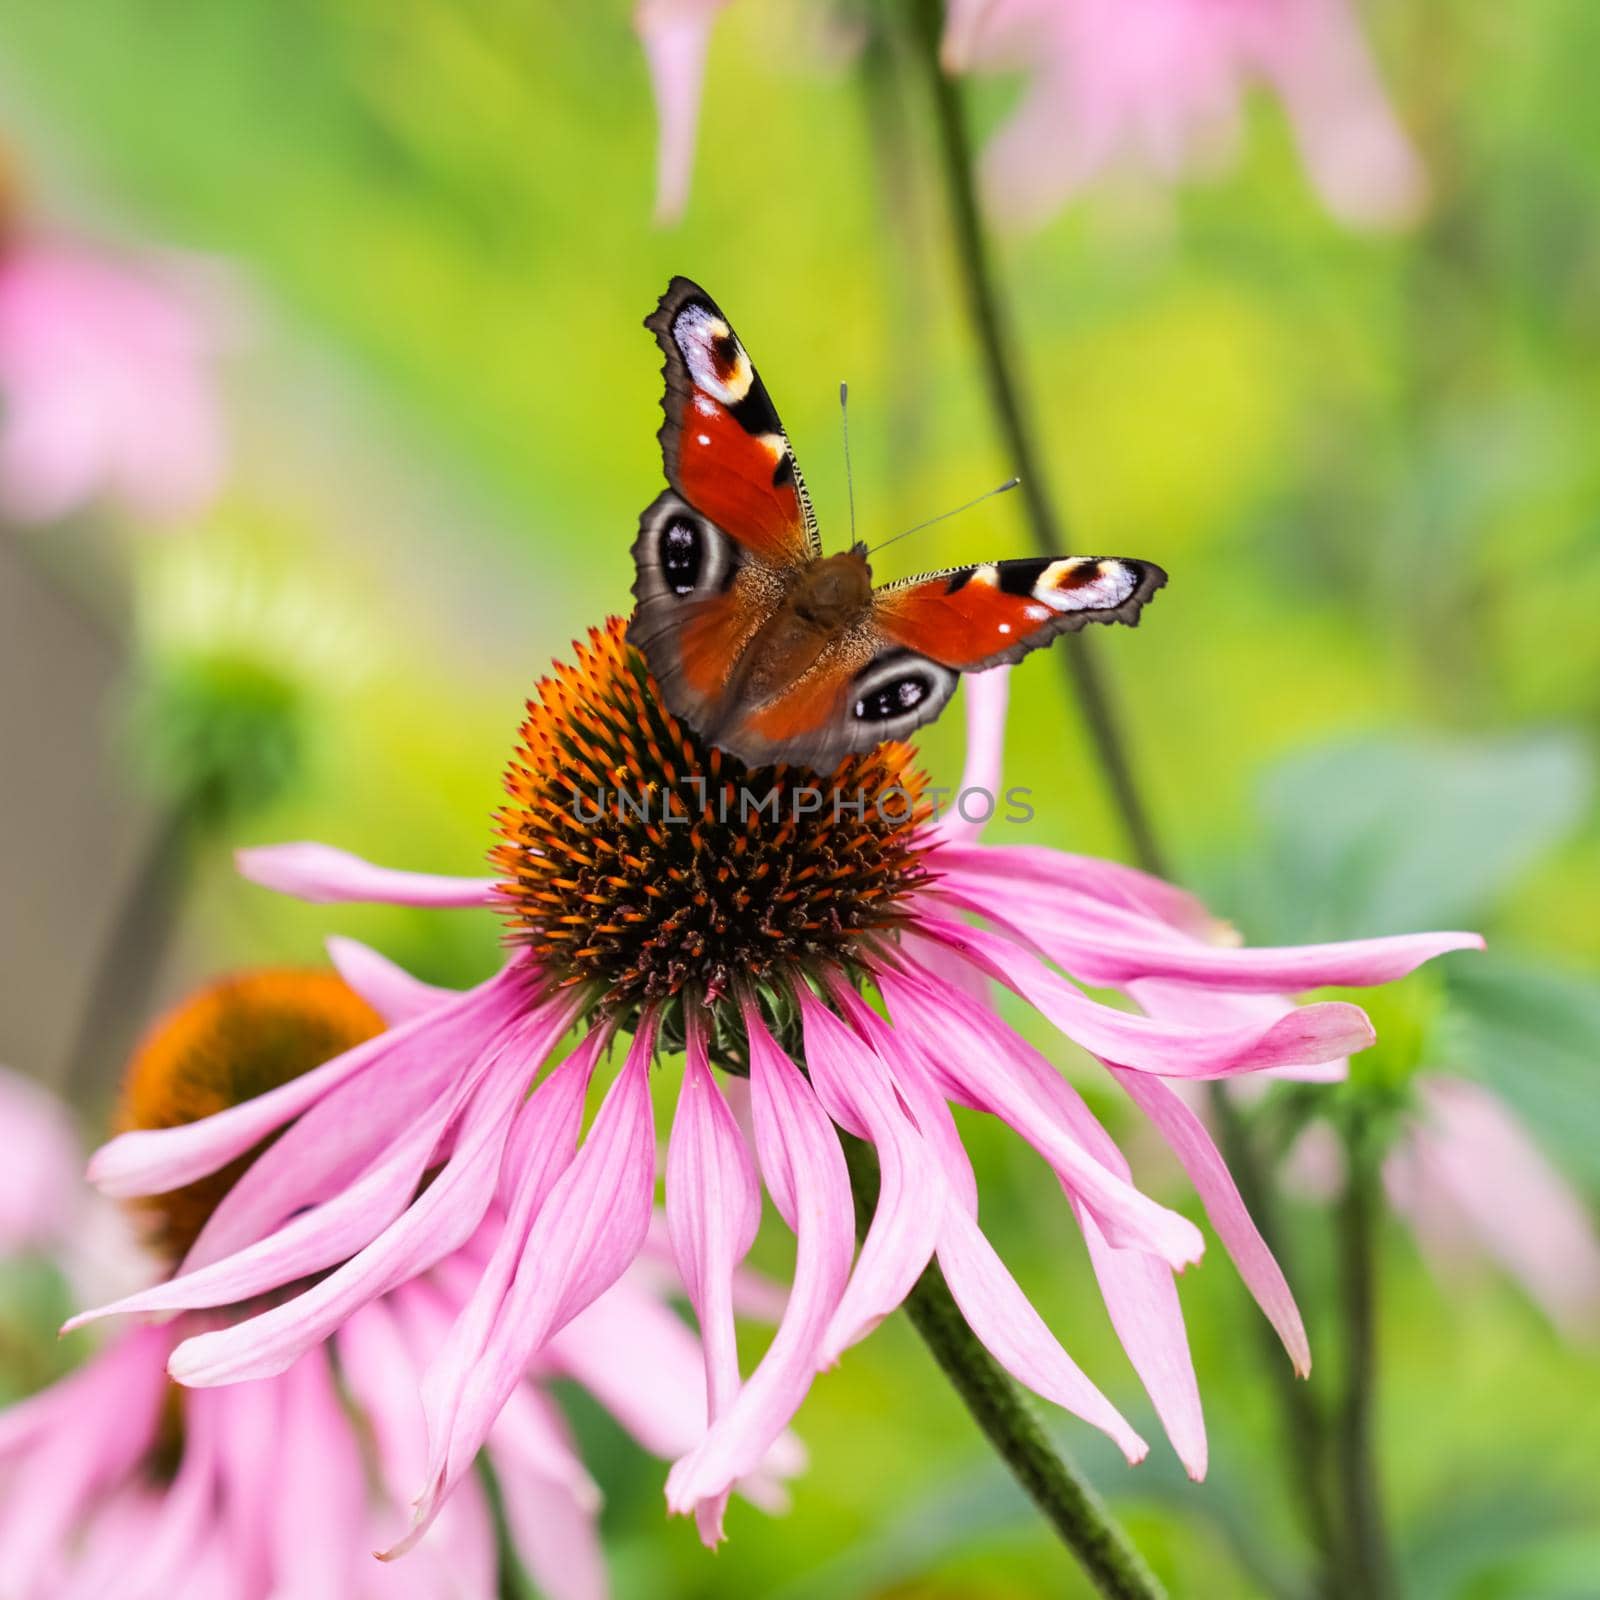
[646,277,819,570]
[874,556,1167,670]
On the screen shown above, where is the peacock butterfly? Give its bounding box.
[628,276,1166,771]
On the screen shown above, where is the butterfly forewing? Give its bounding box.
[872,556,1167,672]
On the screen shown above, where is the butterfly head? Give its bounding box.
[794,547,873,630]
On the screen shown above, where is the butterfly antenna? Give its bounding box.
[866,476,1020,557]
[840,382,857,544]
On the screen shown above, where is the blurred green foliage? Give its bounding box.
[3,1,1598,1596]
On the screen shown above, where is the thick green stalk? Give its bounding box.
[842,1135,1167,1600]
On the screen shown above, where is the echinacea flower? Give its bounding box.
[79,617,1477,1550]
[943,0,1428,229]
[19,965,789,1599]
[0,238,228,527]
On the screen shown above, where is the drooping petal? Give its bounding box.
[86,962,522,1200]
[939,873,1482,993]
[325,935,457,1025]
[412,1028,609,1508]
[881,964,1205,1265]
[492,1454,609,1600]
[797,986,940,1362]
[406,1022,658,1550]
[1112,1066,1310,1374]
[664,996,854,1528]
[936,1189,1148,1465]
[266,1351,367,1598]
[236,841,501,907]
[664,1008,762,1541]
[915,913,1375,1077]
[1075,1204,1206,1479]
[0,1066,81,1254]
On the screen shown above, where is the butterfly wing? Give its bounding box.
[873,555,1167,671]
[712,554,1167,768]
[630,277,821,735]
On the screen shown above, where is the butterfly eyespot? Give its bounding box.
[853,671,931,723]
[660,519,703,595]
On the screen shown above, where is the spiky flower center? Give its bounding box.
[492,618,932,1028]
[117,970,382,1262]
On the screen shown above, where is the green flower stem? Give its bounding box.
[905,0,1168,879]
[842,1134,1168,1600]
[62,800,194,1102]
[1207,1088,1348,1595]
[1335,1120,1400,1600]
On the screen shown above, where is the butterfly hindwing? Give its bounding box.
[643,276,820,568]
[873,555,1167,671]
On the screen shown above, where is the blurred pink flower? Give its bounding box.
[0,241,228,527]
[943,0,1427,228]
[635,0,733,224]
[8,1243,773,1600]
[1384,1076,1600,1339]
[76,622,1476,1549]
[0,1065,80,1256]
[13,961,795,1598]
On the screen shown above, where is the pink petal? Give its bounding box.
[797,987,940,1361]
[830,979,980,1218]
[915,913,1375,1077]
[267,1350,367,1597]
[636,0,730,224]
[406,1022,658,1550]
[664,997,854,1526]
[492,1454,609,1600]
[940,874,1482,992]
[935,1190,1148,1465]
[664,1011,762,1542]
[1112,1066,1310,1374]
[1075,1204,1206,1479]
[165,996,579,1384]
[926,666,1011,845]
[325,935,457,1024]
[86,962,521,1200]
[1402,1076,1600,1338]
[880,965,1205,1266]
[414,1028,609,1495]
[548,1275,711,1457]
[929,839,1213,934]
[236,841,500,907]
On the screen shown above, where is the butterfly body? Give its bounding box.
[630,277,1167,771]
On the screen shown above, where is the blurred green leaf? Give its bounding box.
[1214,732,1593,941]
[1444,955,1600,1189]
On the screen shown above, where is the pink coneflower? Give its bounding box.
[0,237,228,526]
[80,618,1477,1549]
[943,0,1428,229]
[17,965,789,1598]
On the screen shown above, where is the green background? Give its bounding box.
[2,2,1597,1595]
